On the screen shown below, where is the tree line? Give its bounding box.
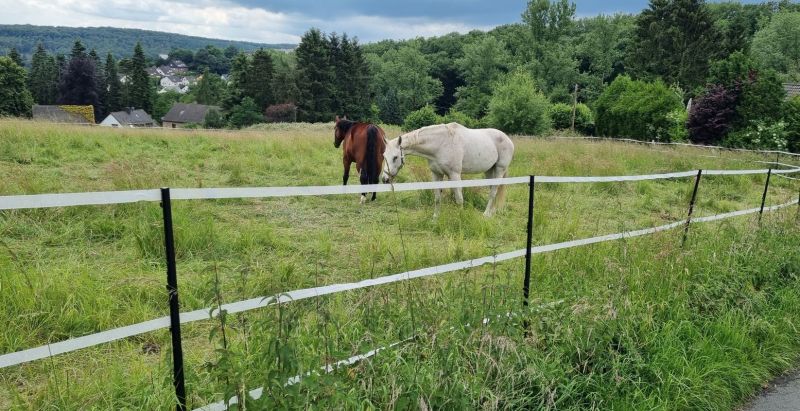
[1,0,800,151]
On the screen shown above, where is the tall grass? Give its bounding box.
[0,119,798,409]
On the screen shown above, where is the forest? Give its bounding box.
[1,0,800,152]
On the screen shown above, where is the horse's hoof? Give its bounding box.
[360,195,366,205]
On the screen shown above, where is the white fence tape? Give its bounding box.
[0,189,161,210]
[555,136,800,158]
[3,197,797,369]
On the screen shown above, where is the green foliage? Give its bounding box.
[227,96,263,129]
[751,12,800,81]
[629,0,719,90]
[245,49,275,110]
[153,90,182,124]
[372,45,443,124]
[573,14,635,103]
[724,120,788,150]
[194,68,226,105]
[294,29,334,122]
[124,42,153,112]
[57,56,99,114]
[666,108,689,142]
[785,96,800,153]
[441,109,482,129]
[549,102,594,134]
[0,56,34,117]
[595,75,684,141]
[736,69,786,127]
[203,108,226,129]
[522,0,576,42]
[453,36,509,118]
[487,70,551,135]
[402,105,442,132]
[28,43,58,104]
[8,47,23,66]
[103,53,122,113]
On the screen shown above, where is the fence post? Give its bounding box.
[522,175,535,332]
[161,188,187,411]
[681,169,703,247]
[759,169,772,223]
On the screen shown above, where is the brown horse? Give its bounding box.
[334,116,386,203]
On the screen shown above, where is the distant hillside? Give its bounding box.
[0,25,295,61]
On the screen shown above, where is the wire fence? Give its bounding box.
[1,165,800,410]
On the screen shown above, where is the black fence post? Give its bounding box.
[759,169,772,223]
[522,175,535,332]
[681,169,703,248]
[161,188,187,411]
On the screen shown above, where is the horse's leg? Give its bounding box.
[448,172,464,207]
[359,166,368,205]
[483,167,501,217]
[342,158,351,186]
[432,171,444,218]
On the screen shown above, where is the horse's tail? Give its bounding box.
[495,170,509,210]
[365,125,379,184]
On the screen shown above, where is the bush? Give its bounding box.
[785,96,800,153]
[203,109,226,129]
[595,75,683,141]
[486,70,551,135]
[228,97,263,129]
[441,109,482,129]
[723,120,788,150]
[402,105,442,132]
[549,103,594,135]
[687,84,740,145]
[265,103,297,123]
[666,108,688,142]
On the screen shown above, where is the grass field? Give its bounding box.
[0,119,799,409]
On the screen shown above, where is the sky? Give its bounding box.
[0,0,765,44]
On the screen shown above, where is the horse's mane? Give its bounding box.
[403,123,461,147]
[336,119,357,135]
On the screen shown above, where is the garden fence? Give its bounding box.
[1,165,800,411]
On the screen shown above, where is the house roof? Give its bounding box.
[32,105,93,124]
[162,103,219,123]
[109,109,154,125]
[785,83,800,100]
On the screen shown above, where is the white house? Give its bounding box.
[159,75,196,94]
[100,108,155,128]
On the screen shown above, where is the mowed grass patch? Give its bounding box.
[0,119,799,409]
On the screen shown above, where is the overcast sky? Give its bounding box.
[0,1,763,44]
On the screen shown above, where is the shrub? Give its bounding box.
[724,120,788,150]
[486,70,551,135]
[549,103,594,135]
[265,103,298,123]
[595,75,683,141]
[687,84,740,145]
[402,105,442,132]
[441,109,481,129]
[203,109,226,129]
[666,108,688,142]
[785,96,800,153]
[228,97,263,129]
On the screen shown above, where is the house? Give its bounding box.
[159,75,197,94]
[162,103,219,128]
[785,83,800,100]
[32,105,95,124]
[99,108,155,128]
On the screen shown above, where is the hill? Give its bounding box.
[0,24,295,60]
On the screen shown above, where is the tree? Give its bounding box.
[687,84,740,144]
[785,96,800,153]
[402,105,442,131]
[70,40,87,60]
[203,108,227,129]
[194,68,226,105]
[751,12,800,81]
[58,56,99,114]
[125,42,153,112]
[628,0,719,90]
[573,14,636,102]
[372,45,442,123]
[245,49,274,110]
[487,70,551,135]
[104,53,122,113]
[294,29,335,122]
[153,90,181,123]
[228,97,263,128]
[454,36,510,118]
[272,53,299,104]
[8,47,23,67]
[0,57,34,117]
[522,0,576,42]
[28,43,58,104]
[334,35,372,120]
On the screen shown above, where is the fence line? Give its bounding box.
[550,136,800,158]
[3,168,800,211]
[2,196,797,370]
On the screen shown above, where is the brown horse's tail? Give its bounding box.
[495,170,509,210]
[365,125,380,185]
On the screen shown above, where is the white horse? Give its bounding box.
[381,123,515,217]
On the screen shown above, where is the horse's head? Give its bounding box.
[381,136,405,183]
[333,115,349,148]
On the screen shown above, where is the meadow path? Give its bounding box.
[744,371,800,411]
